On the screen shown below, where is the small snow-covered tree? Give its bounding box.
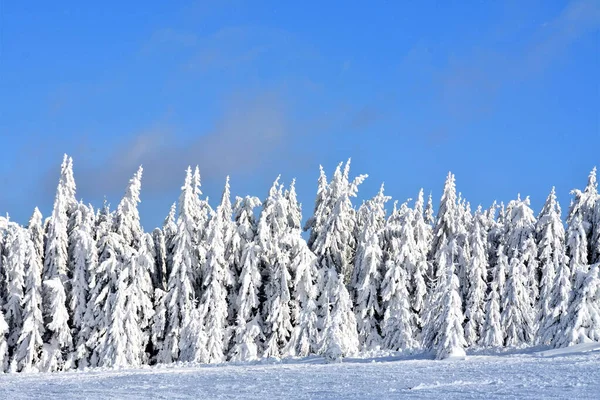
[480,239,508,348]
[41,278,73,372]
[304,165,329,250]
[463,208,488,347]
[28,208,44,265]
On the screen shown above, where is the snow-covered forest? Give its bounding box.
[0,155,599,373]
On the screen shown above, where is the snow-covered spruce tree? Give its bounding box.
[380,203,418,351]
[428,173,458,285]
[280,180,319,358]
[3,223,26,355]
[113,166,144,250]
[307,160,366,361]
[422,173,466,359]
[229,197,264,362]
[258,178,293,358]
[555,263,600,347]
[501,195,538,347]
[536,187,569,345]
[42,159,74,371]
[566,167,597,275]
[68,202,96,362]
[463,207,488,347]
[352,184,389,351]
[158,168,201,364]
[412,189,431,323]
[198,194,230,364]
[12,231,45,372]
[425,192,435,226]
[191,166,212,296]
[86,230,126,368]
[423,240,466,359]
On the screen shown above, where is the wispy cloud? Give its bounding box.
[67,90,289,199]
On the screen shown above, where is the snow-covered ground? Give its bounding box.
[1,344,600,399]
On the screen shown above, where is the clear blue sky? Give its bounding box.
[0,1,598,229]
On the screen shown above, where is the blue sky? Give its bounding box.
[0,0,598,229]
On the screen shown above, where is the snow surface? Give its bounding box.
[2,345,600,399]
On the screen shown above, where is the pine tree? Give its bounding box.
[412,190,431,325]
[555,264,600,347]
[198,199,229,364]
[501,196,537,347]
[536,188,569,345]
[12,232,44,372]
[163,202,177,280]
[304,165,329,249]
[423,240,466,359]
[28,208,44,265]
[0,309,9,372]
[258,178,293,358]
[41,278,73,371]
[423,173,466,359]
[284,181,319,358]
[309,161,366,361]
[152,228,167,290]
[3,223,26,354]
[463,208,488,347]
[353,184,389,351]
[229,196,263,361]
[380,204,418,351]
[158,168,200,364]
[480,232,508,348]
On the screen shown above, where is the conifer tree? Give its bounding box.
[536,188,569,345]
[463,208,488,347]
[0,309,8,372]
[412,190,431,323]
[566,167,597,274]
[159,168,200,363]
[258,178,293,358]
[3,224,26,353]
[353,184,389,351]
[501,196,537,347]
[113,166,143,250]
[380,204,418,351]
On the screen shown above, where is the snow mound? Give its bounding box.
[537,342,600,357]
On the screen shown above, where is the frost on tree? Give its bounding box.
[501,196,537,347]
[352,184,389,351]
[566,167,597,274]
[159,168,200,364]
[555,264,600,348]
[423,240,466,360]
[152,227,167,291]
[412,189,431,325]
[13,231,45,372]
[27,208,44,266]
[536,188,569,345]
[380,202,418,351]
[423,173,467,359]
[229,195,263,361]
[41,278,73,371]
[198,194,230,364]
[0,309,9,372]
[307,161,366,361]
[304,165,329,250]
[3,224,26,354]
[258,178,293,358]
[455,196,472,306]
[162,202,177,280]
[463,207,488,347]
[480,240,508,348]
[285,182,320,358]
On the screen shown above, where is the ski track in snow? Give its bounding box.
[1,347,600,399]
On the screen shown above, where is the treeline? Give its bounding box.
[0,156,598,373]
